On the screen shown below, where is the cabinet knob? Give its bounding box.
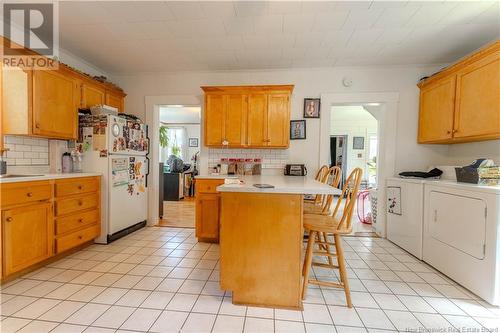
[35,123,40,129]
[446,131,451,135]
[78,200,83,206]
[452,129,458,133]
[78,235,83,240]
[27,192,33,197]
[78,218,83,223]
[78,185,83,190]
[5,217,13,222]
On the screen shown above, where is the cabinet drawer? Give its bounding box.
[55,177,99,197]
[1,181,52,207]
[196,180,224,194]
[56,224,100,253]
[56,209,99,235]
[56,193,98,216]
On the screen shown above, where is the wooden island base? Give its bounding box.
[219,192,304,310]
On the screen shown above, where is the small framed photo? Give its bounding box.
[303,98,321,118]
[353,136,364,150]
[188,138,199,147]
[290,120,306,140]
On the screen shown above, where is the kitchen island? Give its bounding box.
[212,175,341,310]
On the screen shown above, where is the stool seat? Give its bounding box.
[303,214,351,234]
[303,201,324,215]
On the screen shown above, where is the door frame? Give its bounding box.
[145,95,203,226]
[319,92,399,237]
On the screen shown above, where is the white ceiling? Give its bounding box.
[160,106,201,124]
[58,1,500,75]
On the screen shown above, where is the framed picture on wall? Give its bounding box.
[303,98,321,118]
[353,136,364,150]
[290,120,306,140]
[188,138,199,147]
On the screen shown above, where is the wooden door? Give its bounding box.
[3,202,53,275]
[247,93,268,147]
[195,193,220,241]
[224,94,247,146]
[205,94,225,146]
[82,83,105,109]
[454,51,500,139]
[418,76,456,143]
[267,93,290,147]
[32,69,78,139]
[105,91,124,112]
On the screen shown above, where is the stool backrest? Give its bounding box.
[318,166,342,212]
[332,168,363,232]
[314,165,329,182]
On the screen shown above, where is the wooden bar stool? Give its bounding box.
[304,165,329,203]
[302,168,363,308]
[304,166,342,215]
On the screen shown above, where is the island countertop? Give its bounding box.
[216,175,340,195]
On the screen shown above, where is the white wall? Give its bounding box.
[115,65,456,175]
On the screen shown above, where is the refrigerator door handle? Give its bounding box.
[145,156,150,187]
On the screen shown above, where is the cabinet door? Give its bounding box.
[267,93,290,147]
[224,94,247,146]
[32,69,78,139]
[195,193,220,241]
[82,83,105,109]
[205,94,225,146]
[3,202,53,276]
[105,91,124,112]
[418,76,456,143]
[247,93,268,147]
[454,51,500,139]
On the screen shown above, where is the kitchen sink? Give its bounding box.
[0,174,43,178]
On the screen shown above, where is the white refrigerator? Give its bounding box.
[79,114,149,244]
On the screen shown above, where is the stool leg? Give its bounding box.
[302,231,316,300]
[323,232,333,266]
[334,233,352,308]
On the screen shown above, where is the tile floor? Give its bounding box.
[1,227,499,333]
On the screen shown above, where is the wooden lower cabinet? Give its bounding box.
[195,179,224,242]
[2,202,53,276]
[1,176,101,279]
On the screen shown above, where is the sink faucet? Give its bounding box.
[0,148,9,176]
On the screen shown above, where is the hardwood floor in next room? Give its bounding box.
[158,198,196,229]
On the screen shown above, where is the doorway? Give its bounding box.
[330,104,380,236]
[158,105,201,228]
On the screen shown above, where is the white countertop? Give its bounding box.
[216,175,341,195]
[387,177,500,194]
[195,174,236,180]
[0,173,102,184]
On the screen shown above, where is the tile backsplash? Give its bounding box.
[4,135,49,166]
[208,148,289,170]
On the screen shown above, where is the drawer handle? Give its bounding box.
[78,218,83,223]
[78,200,83,206]
[78,185,83,190]
[6,217,13,222]
[27,192,33,197]
[78,235,83,240]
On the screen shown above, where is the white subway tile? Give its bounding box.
[5,136,24,144]
[32,146,48,152]
[6,158,16,166]
[32,159,49,165]
[16,158,31,165]
[23,152,39,158]
[7,151,24,158]
[16,145,32,152]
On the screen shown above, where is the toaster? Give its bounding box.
[284,164,307,176]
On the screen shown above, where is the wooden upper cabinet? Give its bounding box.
[247,93,268,146]
[418,41,499,144]
[32,69,79,139]
[105,90,125,113]
[454,51,500,140]
[202,85,294,148]
[205,94,225,146]
[418,76,456,143]
[1,65,31,135]
[2,202,53,276]
[267,93,290,147]
[224,94,247,146]
[81,83,105,109]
